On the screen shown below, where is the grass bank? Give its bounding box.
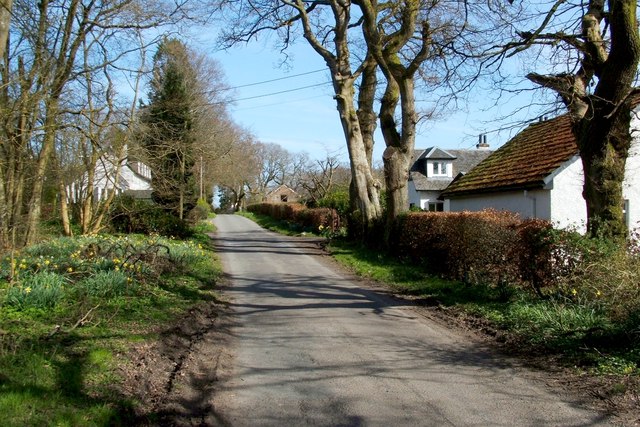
[0,221,221,426]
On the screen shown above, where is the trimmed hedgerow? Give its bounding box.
[247,203,341,233]
[388,210,524,286]
[388,210,640,317]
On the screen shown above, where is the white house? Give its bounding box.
[69,155,152,203]
[408,144,493,211]
[440,113,640,233]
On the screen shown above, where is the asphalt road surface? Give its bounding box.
[211,214,612,426]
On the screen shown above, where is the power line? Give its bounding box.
[231,94,329,112]
[226,68,327,90]
[211,81,332,105]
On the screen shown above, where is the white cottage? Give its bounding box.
[69,155,152,203]
[441,114,640,233]
[408,145,493,211]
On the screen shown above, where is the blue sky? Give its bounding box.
[205,38,552,163]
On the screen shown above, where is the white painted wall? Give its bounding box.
[624,112,640,231]
[548,156,588,232]
[407,180,420,208]
[448,189,550,221]
[70,157,151,202]
[407,181,442,209]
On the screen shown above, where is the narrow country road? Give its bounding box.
[210,214,611,426]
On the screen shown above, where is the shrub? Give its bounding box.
[515,219,556,297]
[109,195,192,239]
[5,271,66,309]
[547,234,640,323]
[389,210,640,325]
[317,190,350,218]
[187,198,213,223]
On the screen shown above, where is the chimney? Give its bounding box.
[476,134,490,150]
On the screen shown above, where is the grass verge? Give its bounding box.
[0,223,222,426]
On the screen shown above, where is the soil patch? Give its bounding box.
[118,299,234,426]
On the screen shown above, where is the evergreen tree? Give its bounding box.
[140,38,198,219]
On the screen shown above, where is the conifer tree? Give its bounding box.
[140,38,198,219]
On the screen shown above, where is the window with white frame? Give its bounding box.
[431,161,447,176]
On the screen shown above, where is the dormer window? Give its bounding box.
[427,160,451,177]
[433,161,447,176]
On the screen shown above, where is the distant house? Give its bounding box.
[265,184,300,204]
[441,114,640,232]
[69,155,152,203]
[408,144,493,211]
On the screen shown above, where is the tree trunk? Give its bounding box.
[334,79,382,231]
[0,0,12,60]
[357,56,378,167]
[24,101,58,245]
[58,178,73,237]
[0,167,8,248]
[575,100,632,238]
[357,0,427,237]
[179,154,185,220]
[378,76,416,223]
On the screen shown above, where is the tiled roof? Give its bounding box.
[441,115,578,198]
[410,148,493,192]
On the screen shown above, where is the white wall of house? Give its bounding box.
[448,189,551,220]
[624,116,640,230]
[408,183,442,210]
[548,156,588,232]
[408,181,420,208]
[70,157,151,203]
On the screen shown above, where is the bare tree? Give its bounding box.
[298,152,344,205]
[250,142,291,199]
[357,0,430,225]
[210,126,260,210]
[0,0,184,247]
[218,0,383,234]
